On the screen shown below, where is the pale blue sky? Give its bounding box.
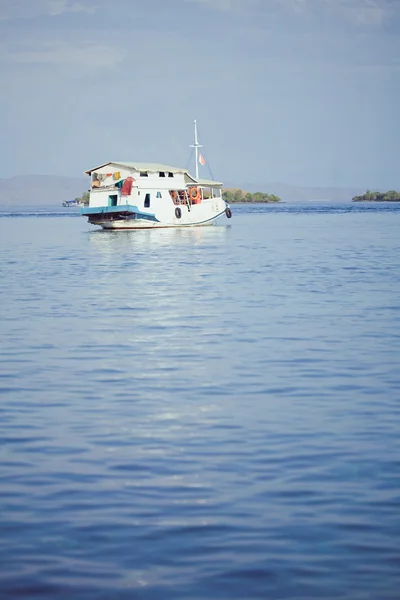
[1,0,399,188]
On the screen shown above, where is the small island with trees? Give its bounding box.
[75,191,90,205]
[222,188,281,203]
[352,190,400,202]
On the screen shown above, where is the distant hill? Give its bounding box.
[0,175,88,206]
[0,174,368,206]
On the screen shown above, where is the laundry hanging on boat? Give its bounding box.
[121,177,134,196]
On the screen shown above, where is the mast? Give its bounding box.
[190,119,203,180]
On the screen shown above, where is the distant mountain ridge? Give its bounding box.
[0,174,366,206]
[0,175,88,206]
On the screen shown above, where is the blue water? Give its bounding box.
[1,203,400,599]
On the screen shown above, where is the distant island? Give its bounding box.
[352,190,400,202]
[222,188,281,203]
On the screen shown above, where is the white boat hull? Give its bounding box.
[82,198,231,230]
[100,211,226,229]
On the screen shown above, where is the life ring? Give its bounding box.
[175,207,182,219]
[225,207,232,218]
[189,187,200,202]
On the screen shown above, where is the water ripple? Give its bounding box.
[0,203,399,598]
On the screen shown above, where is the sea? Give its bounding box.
[0,202,399,599]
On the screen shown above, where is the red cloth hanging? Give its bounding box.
[121,177,135,196]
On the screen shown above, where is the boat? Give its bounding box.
[62,199,83,207]
[80,121,232,229]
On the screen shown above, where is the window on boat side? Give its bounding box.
[140,171,148,177]
[144,193,151,208]
[168,172,174,178]
[156,192,162,198]
[159,172,165,177]
[108,194,118,207]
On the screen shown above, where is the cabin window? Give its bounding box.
[168,172,174,178]
[108,194,118,207]
[156,192,162,198]
[159,172,165,177]
[140,171,148,177]
[144,193,150,208]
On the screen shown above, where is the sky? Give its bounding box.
[0,0,399,188]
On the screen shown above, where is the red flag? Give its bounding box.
[199,153,206,166]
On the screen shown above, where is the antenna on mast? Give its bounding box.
[189,119,203,180]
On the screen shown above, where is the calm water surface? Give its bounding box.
[1,203,400,599]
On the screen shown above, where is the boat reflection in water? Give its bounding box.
[88,220,230,255]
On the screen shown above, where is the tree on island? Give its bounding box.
[352,190,400,202]
[75,191,90,204]
[222,188,281,203]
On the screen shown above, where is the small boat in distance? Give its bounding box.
[80,121,232,229]
[62,199,83,207]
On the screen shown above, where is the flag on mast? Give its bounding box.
[198,152,206,166]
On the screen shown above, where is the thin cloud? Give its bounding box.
[0,0,96,21]
[4,41,124,70]
[47,0,96,16]
[185,0,396,25]
[322,0,386,25]
[184,0,260,13]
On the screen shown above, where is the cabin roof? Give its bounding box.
[83,162,223,187]
[196,177,223,188]
[84,162,189,175]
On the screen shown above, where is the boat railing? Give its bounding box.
[91,182,124,191]
[185,191,191,212]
